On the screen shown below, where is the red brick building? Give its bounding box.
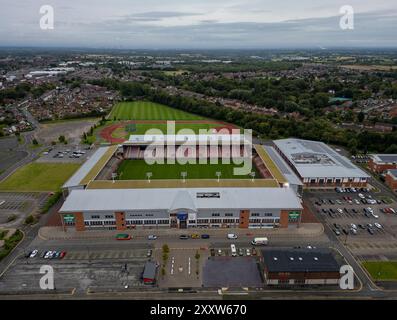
[368,154,397,174]
[385,169,397,192]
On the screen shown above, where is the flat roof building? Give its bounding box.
[368,154,397,173]
[385,169,397,193]
[261,248,341,286]
[59,187,303,231]
[273,138,370,188]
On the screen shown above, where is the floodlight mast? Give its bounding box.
[250,172,255,182]
[216,171,221,182]
[146,172,152,183]
[181,172,187,183]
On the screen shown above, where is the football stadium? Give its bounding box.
[59,132,305,231]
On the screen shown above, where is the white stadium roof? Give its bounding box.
[126,134,249,144]
[62,146,110,189]
[59,187,302,213]
[273,138,370,179]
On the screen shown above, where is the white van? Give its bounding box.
[251,237,268,246]
[230,244,237,257]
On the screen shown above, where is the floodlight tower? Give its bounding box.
[216,171,221,182]
[111,172,117,183]
[181,172,187,183]
[249,172,255,182]
[146,172,152,183]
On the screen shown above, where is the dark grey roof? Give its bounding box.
[261,248,340,273]
[143,261,157,279]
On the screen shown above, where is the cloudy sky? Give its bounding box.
[1,0,397,49]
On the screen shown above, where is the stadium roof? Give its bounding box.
[254,144,287,184]
[261,248,340,273]
[125,134,249,145]
[273,139,370,179]
[263,145,302,186]
[370,154,397,164]
[63,147,109,188]
[60,187,302,213]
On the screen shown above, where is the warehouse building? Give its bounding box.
[261,248,341,286]
[368,154,397,173]
[59,187,302,231]
[273,138,370,188]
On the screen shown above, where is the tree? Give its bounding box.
[58,135,66,143]
[32,138,38,145]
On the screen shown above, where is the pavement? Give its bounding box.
[38,223,324,241]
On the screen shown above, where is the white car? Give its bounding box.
[366,207,374,213]
[227,233,238,240]
[147,235,157,240]
[354,199,360,205]
[374,223,383,229]
[44,251,52,259]
[358,193,365,199]
[371,212,379,219]
[350,223,357,230]
[337,208,343,214]
[246,249,251,256]
[29,249,39,258]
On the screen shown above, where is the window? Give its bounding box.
[105,215,113,219]
[264,213,273,217]
[225,213,233,217]
[212,213,220,217]
[144,220,156,225]
[91,215,100,219]
[251,213,260,217]
[158,220,170,225]
[210,219,222,223]
[197,219,209,224]
[222,219,235,224]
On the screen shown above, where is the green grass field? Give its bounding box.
[109,101,205,120]
[362,261,397,281]
[117,160,259,180]
[0,162,80,192]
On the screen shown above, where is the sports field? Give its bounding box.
[117,160,259,180]
[109,101,204,120]
[0,162,80,192]
[362,261,397,281]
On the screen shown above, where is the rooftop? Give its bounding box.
[387,169,397,179]
[60,187,302,213]
[370,154,397,164]
[263,145,302,186]
[261,248,340,273]
[62,146,116,189]
[273,138,370,179]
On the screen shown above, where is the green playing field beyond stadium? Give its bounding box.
[109,101,205,120]
[117,160,260,180]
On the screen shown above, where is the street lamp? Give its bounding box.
[249,172,255,182]
[216,171,221,182]
[181,172,187,183]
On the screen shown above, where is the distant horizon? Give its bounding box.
[1,1,396,49]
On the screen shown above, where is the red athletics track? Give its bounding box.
[100,120,239,144]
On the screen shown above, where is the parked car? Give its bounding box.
[201,234,210,239]
[116,233,131,240]
[179,235,189,240]
[367,228,374,235]
[342,229,349,235]
[210,249,215,256]
[60,251,67,259]
[374,223,383,229]
[227,233,238,240]
[148,235,157,240]
[358,193,365,199]
[252,248,257,256]
[246,249,251,256]
[333,229,341,236]
[238,248,244,256]
[191,234,200,239]
[217,249,222,256]
[29,249,39,258]
[147,249,152,257]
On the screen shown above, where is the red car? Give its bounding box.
[60,251,67,259]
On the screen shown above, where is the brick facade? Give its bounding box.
[385,173,397,192]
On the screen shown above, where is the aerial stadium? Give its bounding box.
[59,132,304,231]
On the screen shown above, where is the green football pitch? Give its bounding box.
[109,101,205,120]
[117,160,259,180]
